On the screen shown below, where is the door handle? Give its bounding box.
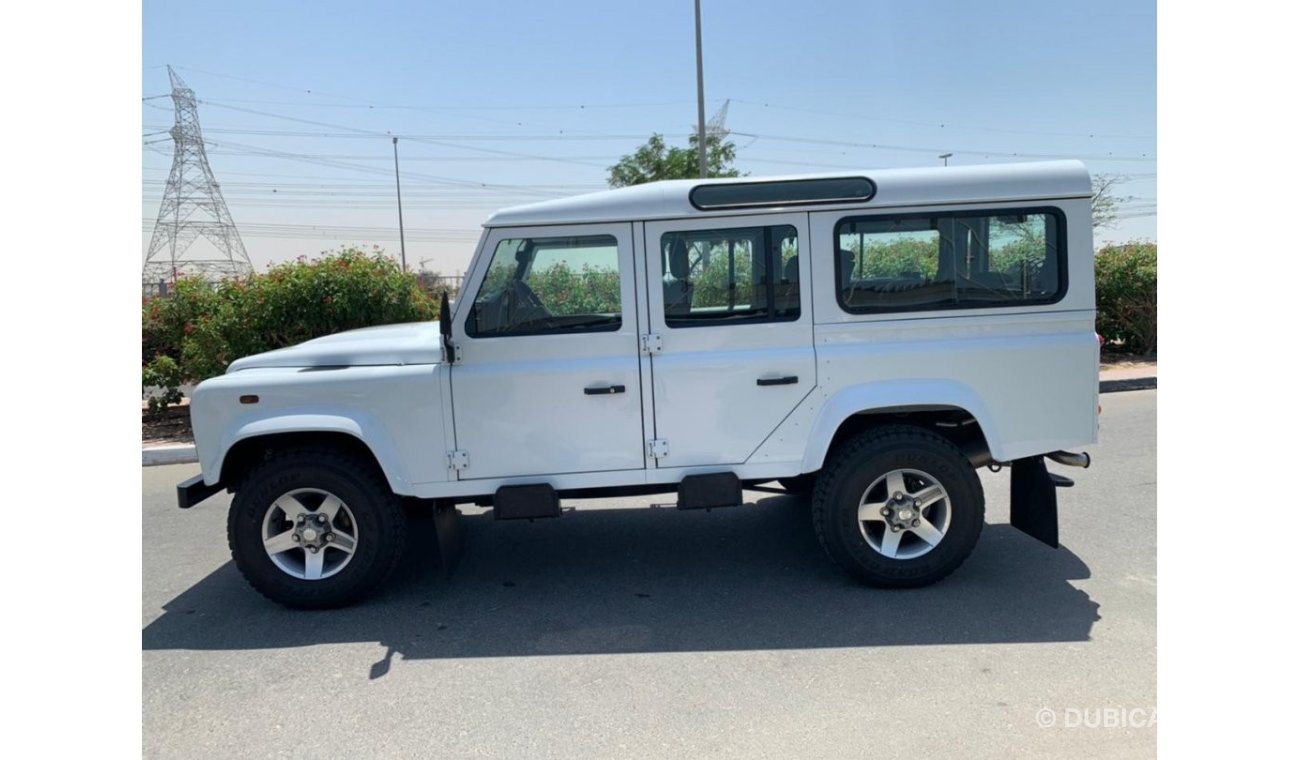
[756,375,798,387]
[584,384,627,395]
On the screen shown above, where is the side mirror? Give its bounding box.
[439,291,458,363]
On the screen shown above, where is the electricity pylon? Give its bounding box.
[706,98,730,140]
[143,65,253,292]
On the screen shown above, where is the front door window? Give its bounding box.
[467,235,622,337]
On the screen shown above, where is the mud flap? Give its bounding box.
[1010,455,1059,548]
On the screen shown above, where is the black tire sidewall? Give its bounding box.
[819,431,984,586]
[228,454,403,608]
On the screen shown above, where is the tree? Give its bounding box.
[1091,173,1135,230]
[607,132,741,187]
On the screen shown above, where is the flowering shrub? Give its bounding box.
[142,248,438,405]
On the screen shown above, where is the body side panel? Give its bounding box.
[190,364,449,494]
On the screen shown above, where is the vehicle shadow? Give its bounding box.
[143,495,1098,674]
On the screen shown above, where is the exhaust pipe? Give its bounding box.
[1046,450,1090,469]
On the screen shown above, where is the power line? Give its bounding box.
[150,111,1154,163]
[173,95,698,112]
[197,100,614,168]
[138,83,1157,225]
[730,130,1155,162]
[141,219,483,242]
[172,65,375,103]
[169,65,702,112]
[162,67,1151,140]
[143,123,691,141]
[731,99,1155,140]
[200,150,623,162]
[141,178,604,191]
[201,138,568,197]
[140,166,604,186]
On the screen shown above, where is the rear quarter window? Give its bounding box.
[835,207,1066,314]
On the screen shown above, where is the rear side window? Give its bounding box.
[835,208,1065,313]
[660,225,799,327]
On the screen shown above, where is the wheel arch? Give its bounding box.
[801,380,1004,473]
[208,414,410,495]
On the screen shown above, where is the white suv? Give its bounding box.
[179,160,1098,608]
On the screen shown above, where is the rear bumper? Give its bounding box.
[177,474,224,509]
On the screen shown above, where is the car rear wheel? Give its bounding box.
[812,425,984,588]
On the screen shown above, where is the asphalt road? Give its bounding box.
[143,389,1156,759]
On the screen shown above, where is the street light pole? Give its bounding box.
[694,0,707,178]
[939,152,953,167]
[392,136,407,271]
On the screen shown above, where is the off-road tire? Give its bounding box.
[812,425,984,588]
[227,447,406,608]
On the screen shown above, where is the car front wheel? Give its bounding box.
[227,447,406,608]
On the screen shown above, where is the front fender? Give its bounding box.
[205,411,411,495]
[801,379,1005,472]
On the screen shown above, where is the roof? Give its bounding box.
[484,160,1092,228]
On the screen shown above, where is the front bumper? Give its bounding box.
[177,474,224,509]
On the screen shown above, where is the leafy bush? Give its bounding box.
[692,248,757,308]
[988,221,1048,279]
[142,355,185,416]
[528,263,621,315]
[1095,242,1157,355]
[142,275,219,365]
[142,248,438,405]
[848,238,941,280]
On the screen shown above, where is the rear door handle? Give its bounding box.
[584,384,627,395]
[756,375,799,386]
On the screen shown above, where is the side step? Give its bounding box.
[494,484,561,520]
[677,473,742,510]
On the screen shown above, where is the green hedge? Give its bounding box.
[142,248,437,406]
[1094,242,1156,355]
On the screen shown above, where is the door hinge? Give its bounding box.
[647,439,669,459]
[448,450,470,471]
[640,333,663,355]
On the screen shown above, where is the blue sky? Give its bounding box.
[142,0,1156,273]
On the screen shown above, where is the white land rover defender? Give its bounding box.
[178,160,1098,608]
